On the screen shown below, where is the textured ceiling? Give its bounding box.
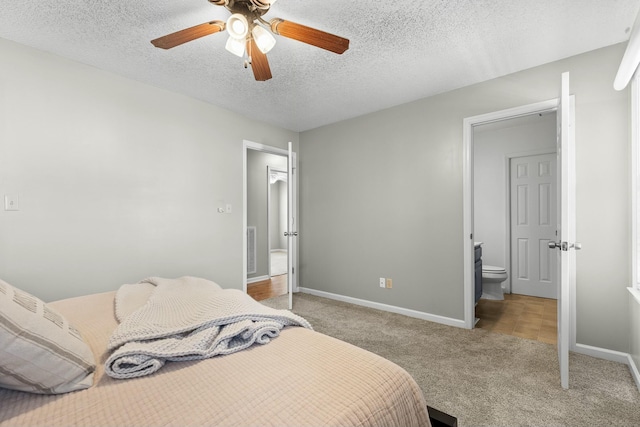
[1,1,638,132]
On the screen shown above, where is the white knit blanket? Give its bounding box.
[105,276,312,379]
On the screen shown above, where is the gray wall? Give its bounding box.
[0,38,298,301]
[473,112,557,286]
[299,44,630,352]
[246,150,287,279]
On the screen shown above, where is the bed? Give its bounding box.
[0,277,432,427]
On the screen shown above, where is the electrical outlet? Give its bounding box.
[386,278,393,289]
[4,195,18,211]
[379,277,386,288]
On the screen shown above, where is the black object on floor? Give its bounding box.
[427,405,458,427]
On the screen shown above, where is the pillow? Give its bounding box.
[0,279,95,394]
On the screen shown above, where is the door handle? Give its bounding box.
[548,241,582,251]
[284,232,298,237]
[548,241,562,250]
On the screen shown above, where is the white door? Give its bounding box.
[552,72,578,390]
[510,153,558,298]
[286,141,296,310]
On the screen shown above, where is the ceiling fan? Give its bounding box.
[151,0,350,81]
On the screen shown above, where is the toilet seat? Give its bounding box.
[482,265,506,273]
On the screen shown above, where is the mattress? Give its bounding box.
[0,291,431,427]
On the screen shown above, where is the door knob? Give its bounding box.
[548,241,582,251]
[548,241,561,249]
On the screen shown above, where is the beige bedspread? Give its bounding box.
[0,291,431,427]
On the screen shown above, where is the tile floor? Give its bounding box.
[475,293,557,345]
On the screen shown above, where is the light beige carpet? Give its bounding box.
[261,293,640,427]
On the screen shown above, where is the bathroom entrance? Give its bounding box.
[472,112,558,299]
[464,72,577,390]
[471,112,560,344]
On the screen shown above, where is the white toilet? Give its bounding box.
[481,265,507,300]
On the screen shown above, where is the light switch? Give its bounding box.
[4,195,18,211]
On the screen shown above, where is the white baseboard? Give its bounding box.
[247,275,269,284]
[572,343,640,392]
[627,353,640,392]
[572,343,630,364]
[298,287,466,328]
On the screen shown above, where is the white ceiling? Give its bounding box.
[1,1,638,132]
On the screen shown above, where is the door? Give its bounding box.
[510,153,558,298]
[286,142,296,310]
[552,72,578,390]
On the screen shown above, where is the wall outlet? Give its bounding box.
[386,278,393,288]
[4,195,18,211]
[379,277,386,288]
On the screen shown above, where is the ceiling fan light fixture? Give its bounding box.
[225,36,246,57]
[151,2,349,81]
[226,13,249,39]
[252,25,276,54]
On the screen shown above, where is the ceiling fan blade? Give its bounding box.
[270,19,349,54]
[247,38,272,81]
[151,21,225,49]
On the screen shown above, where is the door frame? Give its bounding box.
[243,140,298,294]
[462,98,576,349]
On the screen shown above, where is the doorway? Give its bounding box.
[243,140,297,303]
[463,99,560,329]
[471,112,559,342]
[472,112,557,295]
[465,74,576,389]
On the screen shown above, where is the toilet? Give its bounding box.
[481,265,507,300]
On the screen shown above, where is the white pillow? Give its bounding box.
[0,279,95,394]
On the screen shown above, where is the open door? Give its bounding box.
[550,72,579,389]
[286,141,296,310]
